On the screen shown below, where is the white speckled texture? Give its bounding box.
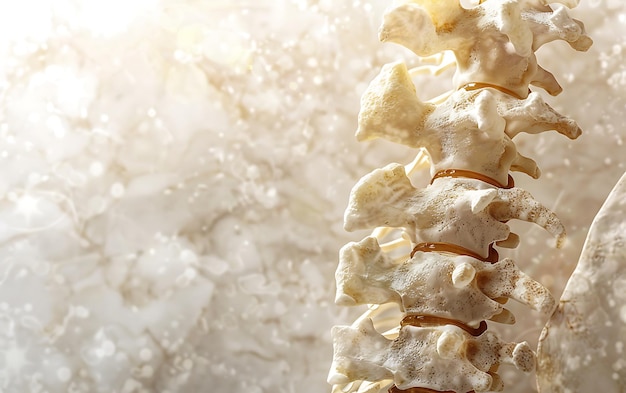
[356,61,581,185]
[537,171,626,392]
[0,1,623,393]
[336,236,555,327]
[330,317,535,392]
[379,0,591,97]
[344,163,564,257]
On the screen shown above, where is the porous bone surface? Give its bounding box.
[357,61,581,185]
[329,317,535,393]
[336,236,555,327]
[380,0,591,98]
[0,1,623,393]
[344,163,565,258]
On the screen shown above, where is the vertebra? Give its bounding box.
[329,1,591,392]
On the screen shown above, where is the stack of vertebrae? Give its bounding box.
[328,1,591,393]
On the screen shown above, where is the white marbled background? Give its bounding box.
[0,1,624,392]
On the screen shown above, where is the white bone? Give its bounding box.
[335,237,556,326]
[436,330,464,358]
[329,318,535,392]
[378,3,460,58]
[498,91,581,139]
[479,258,556,315]
[523,2,592,51]
[356,62,580,185]
[379,1,590,97]
[344,164,565,257]
[356,61,434,146]
[332,1,591,392]
[490,0,533,57]
[451,262,476,288]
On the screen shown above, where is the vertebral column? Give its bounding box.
[329,1,590,392]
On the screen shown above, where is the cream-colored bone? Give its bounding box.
[539,0,580,9]
[335,236,556,326]
[328,318,535,392]
[497,91,581,139]
[379,1,590,97]
[480,258,556,315]
[331,2,590,393]
[357,62,580,184]
[486,186,566,248]
[436,329,465,358]
[523,2,592,51]
[344,163,565,257]
[357,62,529,185]
[378,2,461,58]
[356,61,435,147]
[451,262,476,288]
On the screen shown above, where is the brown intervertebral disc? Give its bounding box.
[410,242,499,263]
[400,314,488,337]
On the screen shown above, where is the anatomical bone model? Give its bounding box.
[329,1,626,392]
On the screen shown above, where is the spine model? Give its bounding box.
[328,1,591,393]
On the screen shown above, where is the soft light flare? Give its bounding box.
[15,195,41,221]
[77,0,159,37]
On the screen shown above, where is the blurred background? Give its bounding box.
[0,1,623,392]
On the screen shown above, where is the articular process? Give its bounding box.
[327,1,604,392]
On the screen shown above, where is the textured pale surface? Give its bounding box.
[357,62,581,185]
[329,318,534,392]
[336,236,555,327]
[0,1,623,393]
[380,0,591,98]
[344,163,564,257]
[537,171,626,392]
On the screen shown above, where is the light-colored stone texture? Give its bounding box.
[356,62,581,185]
[0,1,622,393]
[344,163,565,258]
[380,0,591,97]
[336,236,555,327]
[537,171,626,392]
[329,317,535,392]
